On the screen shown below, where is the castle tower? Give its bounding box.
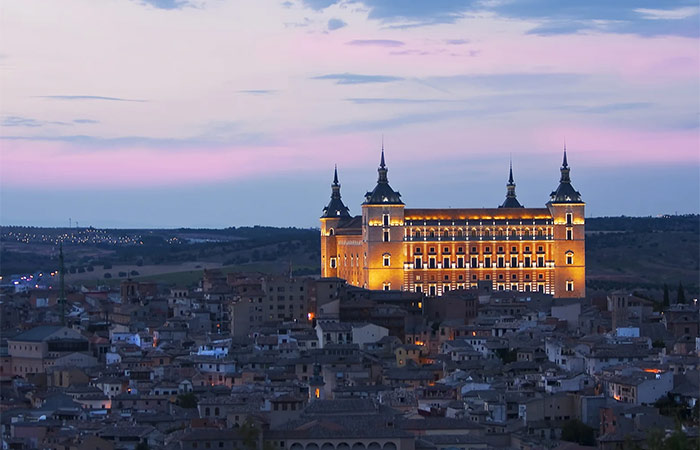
[499,160,524,208]
[320,166,351,278]
[361,146,405,291]
[547,148,586,298]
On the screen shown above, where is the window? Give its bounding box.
[566,228,573,240]
[443,257,450,268]
[443,230,449,238]
[566,281,574,292]
[444,284,450,292]
[566,213,573,225]
[330,258,336,269]
[498,246,504,253]
[537,256,544,268]
[443,246,450,253]
[415,257,423,269]
[512,274,517,280]
[566,253,573,265]
[497,256,504,268]
[538,245,544,252]
[383,214,390,227]
[484,246,491,253]
[415,230,421,238]
[457,246,464,253]
[538,284,545,293]
[524,256,531,268]
[429,257,436,269]
[457,256,464,268]
[511,284,518,291]
[383,254,391,267]
[511,257,518,268]
[383,230,390,242]
[484,257,491,268]
[415,285,422,293]
[471,257,478,268]
[429,285,437,296]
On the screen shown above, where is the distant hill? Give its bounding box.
[2,215,698,298]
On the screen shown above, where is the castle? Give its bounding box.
[320,148,585,299]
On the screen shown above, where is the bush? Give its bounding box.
[130,270,140,276]
[118,271,127,277]
[561,419,595,446]
[104,273,112,279]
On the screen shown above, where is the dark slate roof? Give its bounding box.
[548,150,582,204]
[11,326,66,342]
[322,167,351,219]
[364,150,403,205]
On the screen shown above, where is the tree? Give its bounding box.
[135,442,150,450]
[677,282,686,304]
[663,284,670,308]
[176,392,197,408]
[561,419,596,446]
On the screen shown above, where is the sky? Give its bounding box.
[0,0,698,228]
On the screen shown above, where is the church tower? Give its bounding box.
[547,148,586,298]
[361,146,405,291]
[320,166,351,278]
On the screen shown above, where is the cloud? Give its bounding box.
[238,89,277,95]
[139,0,192,10]
[346,39,405,47]
[445,39,469,45]
[311,73,404,84]
[635,7,700,20]
[345,98,461,104]
[1,116,72,127]
[39,95,146,102]
[328,18,347,30]
[2,116,44,127]
[73,119,100,124]
[301,0,338,11]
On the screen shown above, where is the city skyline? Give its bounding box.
[1,0,699,228]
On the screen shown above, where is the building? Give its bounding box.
[320,149,585,298]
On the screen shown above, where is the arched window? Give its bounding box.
[415,230,421,238]
[471,228,478,237]
[328,228,334,236]
[484,228,491,238]
[523,228,530,237]
[457,229,464,237]
[429,230,436,238]
[443,230,449,238]
[511,228,517,237]
[537,228,544,237]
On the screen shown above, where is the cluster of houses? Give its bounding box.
[0,269,698,450]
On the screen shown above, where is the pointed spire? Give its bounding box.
[500,158,523,208]
[549,144,582,204]
[380,138,386,169]
[508,157,514,184]
[322,165,350,218]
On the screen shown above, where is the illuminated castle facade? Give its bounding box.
[320,149,585,299]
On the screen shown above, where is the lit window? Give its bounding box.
[416,286,422,294]
[566,228,573,240]
[330,258,336,269]
[415,257,422,269]
[443,257,450,268]
[566,213,573,225]
[383,283,391,291]
[383,230,390,242]
[566,281,574,292]
[383,255,391,267]
[383,214,390,227]
[566,253,573,265]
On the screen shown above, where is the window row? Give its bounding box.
[410,227,552,239]
[413,244,546,255]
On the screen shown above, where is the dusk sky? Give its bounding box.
[1,0,698,228]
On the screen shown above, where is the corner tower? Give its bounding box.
[361,146,405,291]
[547,148,585,298]
[320,166,351,278]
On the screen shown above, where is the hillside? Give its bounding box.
[2,215,698,298]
